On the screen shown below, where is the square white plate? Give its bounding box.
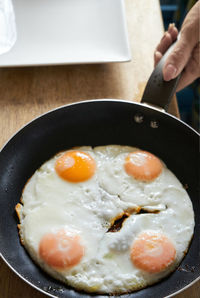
[0,0,131,67]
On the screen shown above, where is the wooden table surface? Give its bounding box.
[0,0,199,297]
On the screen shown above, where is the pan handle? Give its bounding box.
[141,39,181,111]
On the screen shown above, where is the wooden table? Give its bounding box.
[0,0,199,297]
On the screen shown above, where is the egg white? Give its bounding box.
[16,145,195,294]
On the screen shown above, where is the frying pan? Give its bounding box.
[0,44,199,298]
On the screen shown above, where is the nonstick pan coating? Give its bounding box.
[0,99,199,298]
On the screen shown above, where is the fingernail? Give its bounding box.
[168,23,175,31]
[155,51,160,57]
[164,64,177,81]
[154,51,162,67]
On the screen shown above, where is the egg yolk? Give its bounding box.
[55,150,96,182]
[130,232,176,273]
[39,230,84,270]
[124,150,162,181]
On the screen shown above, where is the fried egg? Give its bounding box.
[16,145,194,294]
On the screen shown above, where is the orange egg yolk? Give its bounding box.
[55,150,96,182]
[124,150,162,181]
[39,230,84,270]
[131,232,176,273]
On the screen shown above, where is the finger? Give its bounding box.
[154,51,162,67]
[176,43,200,91]
[168,24,178,41]
[156,32,173,54]
[154,24,178,67]
[155,24,178,55]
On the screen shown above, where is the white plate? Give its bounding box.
[0,0,131,67]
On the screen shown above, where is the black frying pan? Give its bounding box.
[0,44,199,298]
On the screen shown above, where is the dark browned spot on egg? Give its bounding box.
[136,208,160,214]
[107,206,163,233]
[107,213,129,232]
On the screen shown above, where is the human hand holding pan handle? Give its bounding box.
[154,1,200,92]
[142,1,200,111]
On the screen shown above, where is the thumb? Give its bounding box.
[163,33,196,81]
[163,1,199,81]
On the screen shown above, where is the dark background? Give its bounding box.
[160,0,199,132]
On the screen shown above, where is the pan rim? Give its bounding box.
[0,98,199,297]
[165,276,200,298]
[0,98,199,154]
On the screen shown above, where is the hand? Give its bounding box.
[154,1,200,91]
